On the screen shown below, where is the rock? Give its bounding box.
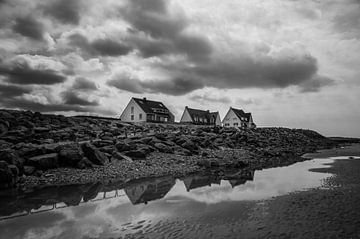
[115,141,136,152]
[0,161,16,188]
[57,143,84,167]
[154,143,173,154]
[83,182,102,202]
[124,150,146,160]
[77,157,94,169]
[0,150,24,175]
[8,164,19,177]
[34,127,50,133]
[81,142,107,166]
[28,153,59,170]
[0,121,8,136]
[24,166,36,175]
[112,151,133,162]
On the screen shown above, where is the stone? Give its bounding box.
[77,157,94,169]
[112,151,133,162]
[0,150,24,175]
[115,141,135,152]
[24,166,36,175]
[81,142,107,166]
[57,143,84,167]
[154,143,173,154]
[0,161,16,188]
[124,150,146,160]
[28,153,59,170]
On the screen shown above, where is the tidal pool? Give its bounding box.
[0,157,346,239]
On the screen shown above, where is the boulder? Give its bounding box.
[24,166,36,175]
[115,142,135,152]
[28,153,59,170]
[0,150,24,175]
[56,143,84,167]
[111,151,133,162]
[81,142,107,166]
[0,161,16,188]
[154,143,173,154]
[124,150,146,160]
[77,157,94,169]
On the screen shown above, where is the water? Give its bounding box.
[0,157,347,239]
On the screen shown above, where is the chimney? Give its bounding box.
[143,97,147,101]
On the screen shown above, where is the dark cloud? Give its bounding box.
[121,0,212,62]
[44,0,82,25]
[107,74,203,96]
[0,84,32,97]
[12,16,44,41]
[68,33,132,57]
[0,61,66,85]
[1,98,93,113]
[298,75,335,92]
[61,91,99,106]
[190,94,231,104]
[72,77,98,91]
[108,52,333,95]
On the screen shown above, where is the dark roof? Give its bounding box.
[186,107,218,122]
[231,108,251,122]
[133,97,171,115]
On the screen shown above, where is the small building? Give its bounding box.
[180,106,221,126]
[222,107,256,129]
[120,97,175,123]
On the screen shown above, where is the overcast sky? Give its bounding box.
[0,0,359,137]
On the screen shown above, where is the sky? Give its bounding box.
[0,0,359,137]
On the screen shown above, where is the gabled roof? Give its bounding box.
[231,108,251,122]
[185,107,218,122]
[133,97,171,115]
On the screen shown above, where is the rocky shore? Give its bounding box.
[0,109,337,190]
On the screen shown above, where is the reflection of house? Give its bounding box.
[180,107,221,126]
[125,177,175,205]
[120,97,175,123]
[182,175,221,192]
[222,107,256,129]
[227,170,255,188]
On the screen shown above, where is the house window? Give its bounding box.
[131,106,134,114]
[131,115,134,120]
[234,123,238,126]
[139,114,142,120]
[225,123,230,126]
[164,117,168,122]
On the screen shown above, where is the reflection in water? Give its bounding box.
[0,157,340,239]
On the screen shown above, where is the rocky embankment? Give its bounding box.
[0,109,336,190]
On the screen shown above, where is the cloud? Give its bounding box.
[0,60,66,85]
[68,33,132,57]
[44,0,82,25]
[0,84,32,97]
[190,94,231,104]
[121,0,212,62]
[12,15,44,41]
[72,77,98,91]
[61,91,99,106]
[298,75,335,93]
[107,73,203,96]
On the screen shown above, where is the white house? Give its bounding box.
[222,107,256,129]
[180,106,221,126]
[120,97,175,123]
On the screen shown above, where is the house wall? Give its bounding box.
[215,113,221,126]
[180,108,193,123]
[120,98,146,123]
[222,109,241,128]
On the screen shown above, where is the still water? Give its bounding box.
[0,157,343,239]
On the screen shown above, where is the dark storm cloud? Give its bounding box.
[108,52,333,96]
[121,0,212,61]
[107,75,203,96]
[1,98,93,113]
[61,91,99,106]
[44,0,82,25]
[298,75,335,93]
[0,84,32,97]
[72,77,98,91]
[190,94,231,104]
[0,61,66,85]
[12,16,44,41]
[68,33,132,57]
